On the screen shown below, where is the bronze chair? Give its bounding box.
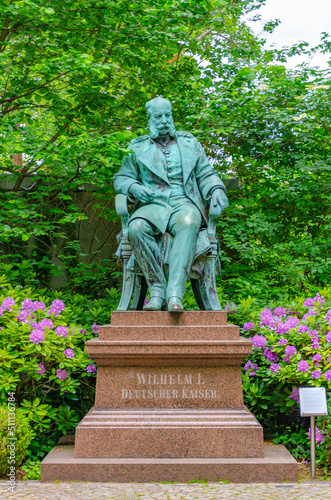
[115,193,222,311]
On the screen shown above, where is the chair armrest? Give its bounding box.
[207,200,219,239]
[115,194,129,218]
[115,194,129,237]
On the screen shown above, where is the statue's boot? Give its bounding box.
[143,296,164,311]
[167,296,183,312]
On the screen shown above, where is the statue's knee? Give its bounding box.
[180,211,201,229]
[128,218,149,239]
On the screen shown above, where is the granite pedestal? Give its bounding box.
[41,311,297,482]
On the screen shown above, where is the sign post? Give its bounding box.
[299,387,328,479]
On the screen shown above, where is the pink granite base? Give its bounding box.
[94,365,244,408]
[41,443,298,483]
[75,407,263,458]
[41,311,297,483]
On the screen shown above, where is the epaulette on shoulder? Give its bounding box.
[177,131,194,138]
[130,135,149,145]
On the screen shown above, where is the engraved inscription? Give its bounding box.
[121,372,221,400]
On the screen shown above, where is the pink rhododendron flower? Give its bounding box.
[63,348,75,358]
[289,387,299,403]
[17,309,34,323]
[35,363,46,375]
[264,348,278,363]
[31,301,46,312]
[55,325,68,338]
[283,317,299,331]
[303,297,314,307]
[312,370,322,379]
[312,353,322,363]
[260,309,273,326]
[326,309,331,321]
[243,322,255,331]
[277,317,299,334]
[21,298,34,310]
[91,323,100,335]
[298,324,310,333]
[1,297,16,311]
[251,335,267,348]
[313,293,325,306]
[325,370,331,382]
[326,332,331,343]
[29,329,45,344]
[302,309,318,322]
[309,329,319,338]
[56,368,68,381]
[282,355,291,363]
[285,345,297,356]
[86,365,97,374]
[224,302,237,313]
[48,299,65,317]
[274,307,287,317]
[38,318,54,331]
[244,360,259,373]
[278,338,288,345]
[308,426,324,446]
[270,363,280,374]
[244,363,258,376]
[297,360,309,373]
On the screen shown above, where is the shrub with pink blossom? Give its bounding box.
[0,285,120,463]
[236,290,331,464]
[243,321,255,331]
[251,334,267,348]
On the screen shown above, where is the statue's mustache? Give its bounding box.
[149,118,176,139]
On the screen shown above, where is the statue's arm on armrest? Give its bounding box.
[208,189,229,238]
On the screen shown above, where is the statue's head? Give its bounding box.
[146,97,176,139]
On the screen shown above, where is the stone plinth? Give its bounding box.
[41,311,298,482]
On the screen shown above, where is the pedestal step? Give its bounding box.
[41,444,298,483]
[75,407,263,459]
[110,310,228,326]
[99,324,239,341]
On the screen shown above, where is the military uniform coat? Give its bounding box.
[113,131,226,234]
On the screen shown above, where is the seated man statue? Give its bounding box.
[114,97,229,312]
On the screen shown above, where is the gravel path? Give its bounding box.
[1,481,331,500]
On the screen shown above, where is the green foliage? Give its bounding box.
[273,429,310,460]
[0,405,35,476]
[226,289,331,460]
[0,284,119,460]
[0,0,330,297]
[0,0,252,293]
[21,460,41,481]
[317,398,331,471]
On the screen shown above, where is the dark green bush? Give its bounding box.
[0,405,35,476]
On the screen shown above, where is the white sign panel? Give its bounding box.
[299,387,328,416]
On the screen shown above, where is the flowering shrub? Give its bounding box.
[239,290,331,393]
[0,283,120,460]
[223,289,331,463]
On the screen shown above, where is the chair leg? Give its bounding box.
[130,275,147,311]
[190,278,205,310]
[116,266,136,311]
[192,257,222,311]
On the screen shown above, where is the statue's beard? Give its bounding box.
[148,117,176,139]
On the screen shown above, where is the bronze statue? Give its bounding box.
[114,97,228,312]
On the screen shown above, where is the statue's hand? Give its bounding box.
[129,183,155,203]
[210,189,229,217]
